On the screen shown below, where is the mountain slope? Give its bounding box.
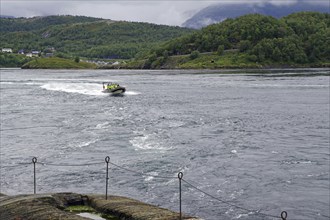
[0,15,194,59]
[137,12,329,69]
[183,2,329,29]
[0,15,103,32]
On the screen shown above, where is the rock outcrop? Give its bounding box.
[0,193,199,220]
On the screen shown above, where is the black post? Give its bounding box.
[178,172,183,220]
[281,211,288,220]
[32,157,37,194]
[105,156,110,200]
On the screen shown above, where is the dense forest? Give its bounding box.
[1,12,329,69]
[0,15,193,62]
[0,53,32,67]
[0,15,103,32]
[140,12,329,68]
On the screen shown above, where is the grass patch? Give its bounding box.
[65,205,95,212]
[21,57,97,69]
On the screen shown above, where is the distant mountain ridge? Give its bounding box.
[0,15,104,32]
[0,15,15,18]
[183,2,329,29]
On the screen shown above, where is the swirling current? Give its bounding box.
[0,68,329,220]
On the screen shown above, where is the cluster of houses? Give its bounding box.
[1,47,55,57]
[2,47,122,66]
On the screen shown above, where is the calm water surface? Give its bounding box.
[1,69,329,220]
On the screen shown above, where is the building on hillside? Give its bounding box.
[31,50,40,57]
[2,48,12,53]
[26,53,33,57]
[18,49,25,55]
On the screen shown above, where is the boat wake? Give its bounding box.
[41,82,139,96]
[125,91,140,95]
[41,83,106,96]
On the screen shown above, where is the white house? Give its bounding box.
[2,48,12,53]
[31,50,40,57]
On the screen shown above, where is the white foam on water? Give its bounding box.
[144,171,160,182]
[41,82,107,96]
[0,82,14,85]
[144,176,154,182]
[41,82,139,96]
[76,140,98,148]
[130,131,171,152]
[125,91,140,95]
[61,139,98,150]
[95,122,111,129]
[234,212,254,219]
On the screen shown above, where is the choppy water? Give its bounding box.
[0,68,329,220]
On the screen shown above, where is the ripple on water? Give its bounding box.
[1,69,329,220]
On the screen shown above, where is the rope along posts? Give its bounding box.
[29,157,104,195]
[181,178,287,219]
[37,162,103,166]
[108,161,177,180]
[4,157,295,219]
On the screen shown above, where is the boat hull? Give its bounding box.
[102,87,126,94]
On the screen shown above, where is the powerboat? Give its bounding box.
[102,82,126,95]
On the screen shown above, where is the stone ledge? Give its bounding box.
[0,193,201,220]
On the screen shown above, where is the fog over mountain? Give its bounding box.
[0,1,212,26]
[1,1,329,27]
[183,1,329,29]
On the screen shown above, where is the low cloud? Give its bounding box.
[1,0,328,26]
[1,1,211,26]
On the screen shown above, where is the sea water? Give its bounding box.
[0,68,329,219]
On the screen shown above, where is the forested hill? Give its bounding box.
[183,2,329,29]
[0,15,193,59]
[0,15,103,32]
[141,12,329,68]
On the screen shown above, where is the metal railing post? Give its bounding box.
[178,172,183,220]
[32,157,37,194]
[105,156,110,200]
[281,211,287,220]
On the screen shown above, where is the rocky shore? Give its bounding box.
[0,192,199,220]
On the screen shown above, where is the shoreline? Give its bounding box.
[1,67,330,71]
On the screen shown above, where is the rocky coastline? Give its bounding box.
[0,192,199,220]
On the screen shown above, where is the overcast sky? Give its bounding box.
[1,0,328,26]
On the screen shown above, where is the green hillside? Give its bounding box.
[0,53,32,68]
[1,13,329,69]
[135,12,329,69]
[0,15,103,32]
[0,15,193,60]
[21,57,97,69]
